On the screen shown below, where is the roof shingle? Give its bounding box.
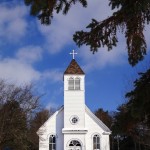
[64,59,85,75]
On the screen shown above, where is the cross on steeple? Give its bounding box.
[69,50,77,59]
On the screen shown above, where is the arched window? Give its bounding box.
[49,135,56,150]
[68,77,74,90]
[69,140,81,147]
[75,78,80,90]
[93,135,100,150]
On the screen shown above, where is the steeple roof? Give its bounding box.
[64,59,85,75]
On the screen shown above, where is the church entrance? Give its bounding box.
[68,140,82,150]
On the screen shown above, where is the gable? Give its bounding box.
[85,105,111,134]
[37,105,111,137]
[37,106,64,136]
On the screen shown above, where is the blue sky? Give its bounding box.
[0,0,150,112]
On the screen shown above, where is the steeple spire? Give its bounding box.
[64,59,84,75]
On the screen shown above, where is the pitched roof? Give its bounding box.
[37,106,64,135]
[85,106,111,133]
[64,59,85,75]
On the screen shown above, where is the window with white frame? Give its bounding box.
[49,135,56,150]
[93,134,100,150]
[68,77,74,90]
[68,77,80,90]
[75,78,80,90]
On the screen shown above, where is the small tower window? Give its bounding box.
[72,117,78,124]
[93,135,100,150]
[68,77,74,90]
[75,78,80,90]
[70,115,79,124]
[49,135,56,150]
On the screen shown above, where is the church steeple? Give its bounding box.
[63,50,85,130]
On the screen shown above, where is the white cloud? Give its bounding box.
[0,55,63,85]
[0,58,40,85]
[79,33,127,71]
[0,43,62,85]
[42,70,63,83]
[0,4,28,42]
[45,102,59,110]
[16,46,43,63]
[144,25,150,50]
[37,0,113,54]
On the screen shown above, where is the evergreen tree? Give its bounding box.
[24,0,150,66]
[74,0,150,66]
[24,0,87,24]
[95,108,112,129]
[126,68,150,126]
[111,69,150,149]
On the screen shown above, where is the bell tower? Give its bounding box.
[62,50,87,150]
[63,50,85,129]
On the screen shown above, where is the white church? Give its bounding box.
[37,50,111,150]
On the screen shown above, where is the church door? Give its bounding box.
[68,140,82,150]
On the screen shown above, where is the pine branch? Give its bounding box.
[74,0,149,66]
[25,0,87,25]
[73,14,121,53]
